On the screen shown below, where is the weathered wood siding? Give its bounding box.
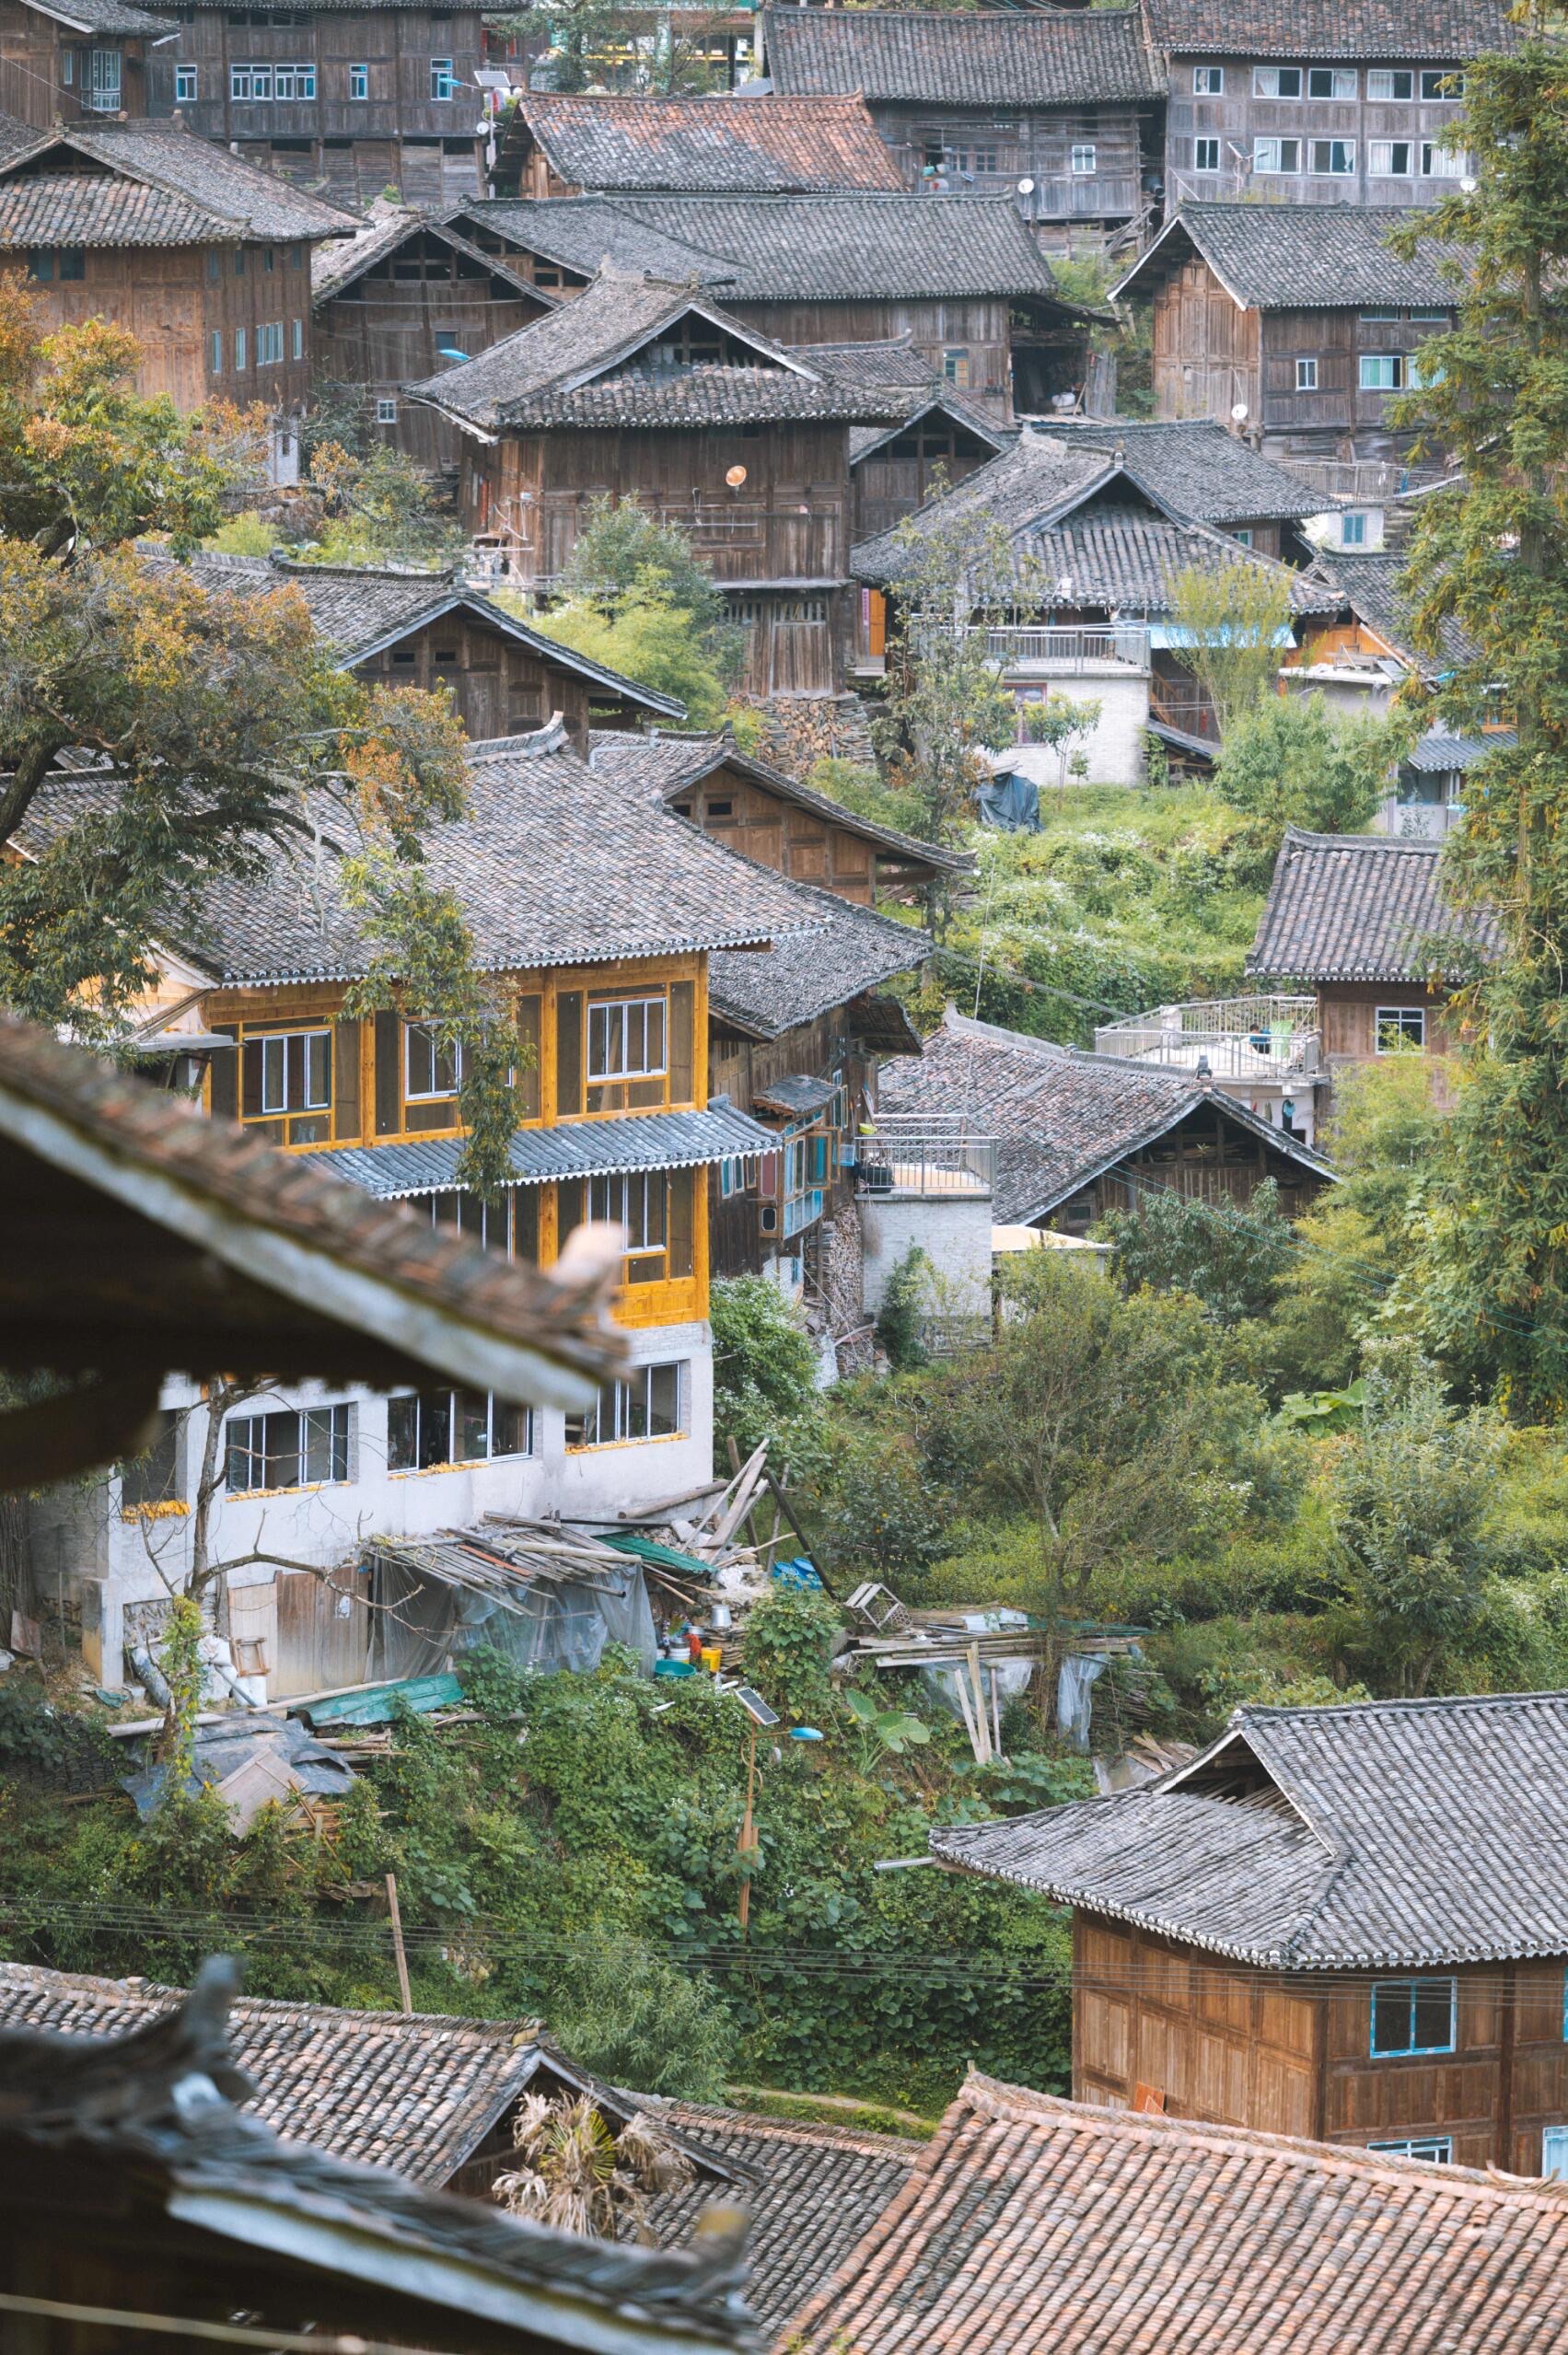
[862,98,1147,229]
[726,295,1016,421]
[1164,53,1473,210]
[1050,1100,1325,1232]
[0,0,154,124]
[1150,254,1261,427]
[1317,980,1455,1064]
[852,417,996,543]
[350,611,607,753]
[667,754,877,902]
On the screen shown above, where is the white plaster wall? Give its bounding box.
[991,671,1152,790]
[860,1194,994,1322]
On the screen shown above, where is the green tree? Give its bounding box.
[555,495,732,641]
[1382,34,1568,1410]
[1215,692,1409,872]
[1167,561,1294,737]
[1102,1176,1295,1328]
[533,586,730,727]
[528,496,742,725]
[709,1276,821,1475]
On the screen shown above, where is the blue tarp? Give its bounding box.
[976,771,1041,832]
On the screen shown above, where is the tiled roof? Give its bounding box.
[787,2070,1568,2355]
[646,2106,918,2332]
[1113,203,1466,311]
[305,1101,777,1200]
[1017,504,1336,615]
[609,191,1063,303]
[146,550,685,717]
[1041,418,1334,524]
[709,879,928,1042]
[1311,547,1480,672]
[312,203,546,303]
[851,428,1109,583]
[1143,0,1515,58]
[0,122,354,245]
[800,334,937,395]
[25,0,168,34]
[405,266,894,433]
[457,195,742,289]
[1403,727,1514,772]
[933,1691,1568,1970]
[762,6,1162,105]
[61,121,353,239]
[0,1015,624,1399]
[1247,825,1501,981]
[877,1005,1328,1224]
[0,172,228,249]
[21,729,820,987]
[514,92,902,193]
[586,729,970,873]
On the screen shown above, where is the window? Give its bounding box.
[587,995,666,1095]
[120,1410,182,1514]
[1342,510,1368,545]
[1296,356,1319,389]
[1253,137,1301,173]
[234,247,245,275]
[25,250,52,281]
[565,1362,684,1448]
[942,347,970,387]
[1371,140,1414,174]
[1376,1006,1427,1052]
[1368,2138,1453,2164]
[1192,136,1221,171]
[376,395,398,423]
[1360,353,1404,390]
[1422,141,1467,177]
[240,1026,331,1142]
[1407,347,1444,391]
[1410,307,1450,321]
[1253,66,1302,98]
[719,1154,752,1199]
[1070,143,1097,175]
[349,61,368,99]
[404,1021,465,1104]
[273,62,316,99]
[86,47,121,110]
[1232,527,1253,547]
[230,62,272,99]
[387,1387,531,1470]
[226,1403,352,1494]
[234,327,247,370]
[292,317,303,359]
[1310,139,1355,175]
[430,56,455,99]
[255,320,284,365]
[1368,68,1414,99]
[175,63,197,101]
[588,1170,668,1283]
[210,329,223,374]
[1370,1977,1455,2054]
[1421,69,1465,99]
[1307,67,1356,99]
[1192,64,1224,93]
[412,1185,535,1263]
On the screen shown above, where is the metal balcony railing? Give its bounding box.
[856,1115,996,1200]
[970,623,1151,675]
[1094,996,1322,1081]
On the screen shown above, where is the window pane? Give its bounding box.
[1370,1982,1411,2055]
[388,1394,420,1471]
[645,997,666,1076]
[261,1033,286,1111]
[457,1388,492,1460]
[1412,1979,1455,2050]
[122,1410,180,1510]
[303,1407,337,1484]
[492,1397,528,1457]
[623,1369,650,1439]
[648,1363,680,1437]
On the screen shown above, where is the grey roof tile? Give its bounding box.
[0,171,227,248]
[458,194,743,288]
[932,1690,1568,1969]
[1113,203,1467,311]
[709,878,928,1041]
[1247,825,1501,981]
[763,6,1162,105]
[311,203,547,303]
[1144,0,1515,58]
[878,1005,1328,1223]
[1040,418,1336,525]
[26,0,168,34]
[513,92,902,192]
[305,1102,777,1199]
[0,122,355,245]
[1310,547,1480,672]
[63,121,353,238]
[1402,728,1514,772]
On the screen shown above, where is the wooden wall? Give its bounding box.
[851,417,996,543]
[1050,1101,1326,1233]
[350,610,617,753]
[862,99,1146,228]
[1163,53,1472,210]
[726,295,1017,421]
[1317,980,1454,1064]
[667,755,877,902]
[708,1013,870,1280]
[1150,256,1261,429]
[0,2,152,127]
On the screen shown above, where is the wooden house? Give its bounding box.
[405,266,905,698]
[0,1961,756,2355]
[312,204,556,467]
[494,88,903,200]
[786,2070,1568,2355]
[1247,825,1499,1065]
[799,336,1006,550]
[451,190,1092,421]
[1144,0,1513,213]
[0,0,168,127]
[0,117,349,437]
[933,1692,1568,2177]
[1109,203,1465,463]
[142,0,489,211]
[168,548,687,751]
[760,6,1163,250]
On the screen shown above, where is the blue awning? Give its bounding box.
[1150,624,1297,650]
[304,1100,775,1201]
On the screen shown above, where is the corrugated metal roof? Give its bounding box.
[305,1101,776,1200]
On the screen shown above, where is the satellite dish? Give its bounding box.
[1230,401,1249,422]
[1016,176,1036,195]
[726,463,748,488]
[1460,174,1478,192]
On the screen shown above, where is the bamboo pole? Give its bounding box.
[386,1872,412,2013]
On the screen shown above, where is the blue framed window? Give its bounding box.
[1368,2136,1452,2163]
[1544,2126,1568,2180]
[1370,1978,1457,2057]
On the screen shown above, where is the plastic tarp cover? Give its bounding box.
[976,770,1041,832]
[451,1566,657,1677]
[369,1555,459,1683]
[1058,1652,1108,1752]
[920,1656,1034,1723]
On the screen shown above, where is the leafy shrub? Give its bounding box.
[543,1937,738,2100]
[877,1245,930,1372]
[741,1582,843,1726]
[710,1276,821,1477]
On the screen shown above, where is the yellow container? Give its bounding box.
[700,1645,722,1675]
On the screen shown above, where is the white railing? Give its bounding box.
[1095,995,1321,1079]
[857,1115,996,1200]
[973,623,1151,675]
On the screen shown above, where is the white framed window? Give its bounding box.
[234,327,247,370]
[1422,141,1468,177]
[404,1020,465,1102]
[209,329,222,373]
[387,1386,533,1470]
[226,1402,352,1494]
[376,395,398,423]
[1307,66,1356,99]
[291,316,303,359]
[1421,68,1465,99]
[1070,143,1096,175]
[430,55,455,99]
[1310,138,1355,175]
[1232,528,1253,547]
[1376,1005,1426,1051]
[244,1027,331,1122]
[86,46,121,110]
[565,1361,684,1448]
[1371,139,1414,175]
[1253,65,1302,98]
[1368,68,1413,99]
[1370,1975,1454,2051]
[273,62,316,99]
[588,1170,668,1279]
[230,61,272,99]
[349,61,368,99]
[175,62,197,101]
[1192,64,1223,93]
[1296,356,1318,389]
[1193,136,1220,170]
[1407,347,1444,391]
[1360,353,1404,390]
[587,995,666,1085]
[1543,2128,1568,2181]
[255,319,284,365]
[1368,2138,1453,2164]
[1342,510,1368,545]
[1253,137,1301,174]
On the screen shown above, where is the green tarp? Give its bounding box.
[599,1531,715,1581]
[294,1673,464,1729]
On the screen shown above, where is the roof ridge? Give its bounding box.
[1239,1688,1568,1723]
[1281,824,1441,852]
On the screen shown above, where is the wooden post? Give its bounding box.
[386,1872,412,2013]
[738,1725,758,1933]
[967,1642,993,1766]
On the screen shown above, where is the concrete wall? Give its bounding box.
[993,669,1152,789]
[860,1193,994,1323]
